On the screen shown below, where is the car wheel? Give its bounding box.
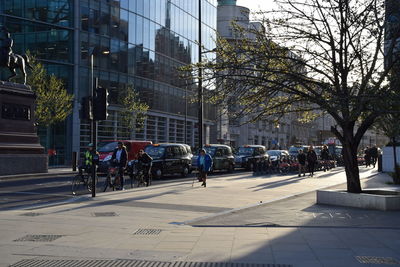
[153,168,163,179]
[228,163,234,173]
[181,165,189,177]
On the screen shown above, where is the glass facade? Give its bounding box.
[1,0,217,165]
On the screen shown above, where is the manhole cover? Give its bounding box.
[92,212,118,217]
[356,256,400,265]
[133,229,162,235]
[20,212,43,217]
[13,235,63,242]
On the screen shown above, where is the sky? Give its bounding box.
[235,0,275,12]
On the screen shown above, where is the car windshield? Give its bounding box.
[204,147,217,156]
[98,141,118,152]
[267,150,281,156]
[145,146,165,159]
[237,147,255,156]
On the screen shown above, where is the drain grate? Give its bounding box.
[92,212,118,217]
[356,256,400,265]
[20,212,43,217]
[9,259,170,267]
[13,235,63,242]
[9,259,291,267]
[133,229,162,235]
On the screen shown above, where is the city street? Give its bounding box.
[1,167,398,267]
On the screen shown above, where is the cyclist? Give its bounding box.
[111,142,127,190]
[78,143,96,176]
[137,149,153,186]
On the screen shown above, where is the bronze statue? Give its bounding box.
[0,28,32,85]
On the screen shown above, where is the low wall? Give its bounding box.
[0,154,48,176]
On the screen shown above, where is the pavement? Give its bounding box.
[0,167,76,180]
[0,167,399,267]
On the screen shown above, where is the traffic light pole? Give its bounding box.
[91,54,97,198]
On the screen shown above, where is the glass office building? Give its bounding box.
[0,0,217,165]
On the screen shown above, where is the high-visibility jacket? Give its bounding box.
[84,151,93,166]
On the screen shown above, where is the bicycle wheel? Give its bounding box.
[103,174,111,192]
[86,175,93,192]
[136,173,144,187]
[71,175,83,195]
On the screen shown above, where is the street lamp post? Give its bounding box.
[90,52,97,198]
[198,0,204,150]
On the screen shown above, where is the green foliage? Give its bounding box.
[183,0,399,193]
[26,53,73,127]
[119,85,149,135]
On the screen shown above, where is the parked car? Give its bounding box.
[141,143,192,179]
[234,145,267,170]
[192,144,235,173]
[97,140,152,172]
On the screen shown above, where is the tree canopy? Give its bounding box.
[27,53,73,127]
[189,0,399,192]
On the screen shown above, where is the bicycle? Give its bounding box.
[103,165,122,192]
[71,170,93,195]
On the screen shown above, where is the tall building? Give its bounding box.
[216,0,318,148]
[0,0,217,165]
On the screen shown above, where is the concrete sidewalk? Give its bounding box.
[0,167,399,267]
[0,167,76,181]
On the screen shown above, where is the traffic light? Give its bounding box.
[93,86,108,121]
[80,96,92,120]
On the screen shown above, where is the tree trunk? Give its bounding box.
[392,137,400,184]
[342,140,362,193]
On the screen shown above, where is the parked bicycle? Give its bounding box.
[71,170,93,195]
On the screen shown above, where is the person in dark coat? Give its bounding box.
[320,145,331,171]
[307,145,318,177]
[364,146,371,168]
[111,142,128,189]
[370,145,378,168]
[297,149,306,177]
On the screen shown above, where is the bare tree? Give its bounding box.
[188,0,399,193]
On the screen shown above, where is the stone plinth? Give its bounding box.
[317,189,400,211]
[0,81,47,175]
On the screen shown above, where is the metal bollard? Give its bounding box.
[378,154,382,172]
[72,151,77,171]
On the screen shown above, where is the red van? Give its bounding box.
[97,140,152,172]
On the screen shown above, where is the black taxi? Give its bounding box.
[144,143,192,179]
[234,145,267,170]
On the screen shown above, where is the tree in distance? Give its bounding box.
[186,0,399,193]
[26,52,73,127]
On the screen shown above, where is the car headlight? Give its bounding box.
[104,155,112,161]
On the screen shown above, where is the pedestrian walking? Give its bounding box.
[307,145,318,177]
[370,145,378,168]
[197,149,212,187]
[320,145,330,171]
[297,149,306,177]
[364,146,371,168]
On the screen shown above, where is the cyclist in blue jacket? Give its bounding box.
[197,149,213,187]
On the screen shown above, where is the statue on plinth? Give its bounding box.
[0,27,32,85]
